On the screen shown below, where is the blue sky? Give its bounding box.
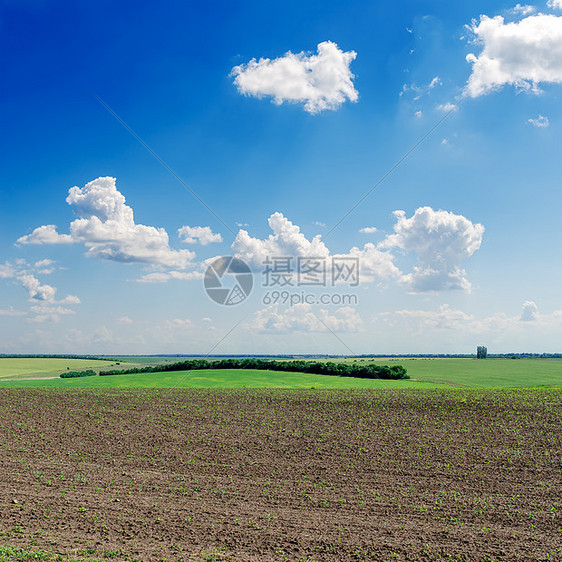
[1,0,561,354]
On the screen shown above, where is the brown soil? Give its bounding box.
[0,389,560,561]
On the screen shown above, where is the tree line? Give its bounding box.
[60,369,97,378]
[97,358,409,380]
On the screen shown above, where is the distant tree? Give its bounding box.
[477,346,488,359]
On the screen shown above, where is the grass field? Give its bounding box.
[367,357,562,388]
[0,357,561,388]
[0,358,114,381]
[0,368,446,389]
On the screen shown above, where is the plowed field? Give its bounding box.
[0,389,560,561]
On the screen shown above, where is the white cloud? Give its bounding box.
[28,304,76,323]
[232,212,399,284]
[0,307,26,317]
[415,110,423,118]
[528,114,550,127]
[381,304,475,333]
[252,303,363,333]
[466,13,562,97]
[231,41,358,114]
[548,0,562,9]
[520,300,538,321]
[509,4,536,15]
[0,260,80,310]
[380,207,484,292]
[232,212,330,266]
[178,225,222,245]
[0,262,17,279]
[233,209,482,291]
[313,221,326,227]
[18,225,73,245]
[18,177,196,270]
[136,270,204,283]
[117,316,134,325]
[436,102,457,112]
[401,76,441,100]
[359,227,378,234]
[164,318,194,330]
[19,274,57,302]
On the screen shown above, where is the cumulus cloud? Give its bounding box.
[252,303,363,333]
[18,225,73,245]
[232,212,399,284]
[548,0,562,9]
[231,41,358,114]
[18,274,57,302]
[465,13,562,97]
[0,260,80,322]
[233,209,482,291]
[178,225,222,245]
[359,227,378,234]
[380,207,484,292]
[232,212,330,266]
[18,177,196,271]
[509,4,536,15]
[520,300,538,321]
[528,114,550,127]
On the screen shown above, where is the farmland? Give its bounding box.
[1,357,561,388]
[0,358,113,381]
[0,388,560,560]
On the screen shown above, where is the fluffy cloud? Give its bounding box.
[18,274,57,302]
[233,209,482,291]
[509,4,536,15]
[232,212,330,265]
[548,0,562,9]
[252,303,363,333]
[528,114,550,127]
[178,225,222,245]
[520,300,538,321]
[231,41,358,114]
[232,212,399,284]
[381,207,484,292]
[18,177,196,270]
[359,227,378,234]
[18,225,73,245]
[466,13,562,97]
[0,260,80,322]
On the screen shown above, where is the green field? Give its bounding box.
[0,358,114,381]
[366,357,562,388]
[0,357,560,389]
[0,368,445,389]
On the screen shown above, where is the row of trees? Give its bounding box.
[60,369,97,378]
[98,358,409,380]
